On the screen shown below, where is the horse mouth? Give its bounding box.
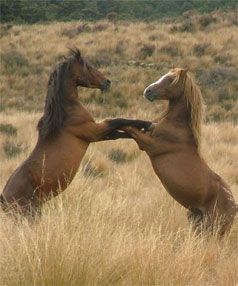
[100,85,109,92]
[144,92,156,102]
[146,95,155,102]
[100,80,111,91]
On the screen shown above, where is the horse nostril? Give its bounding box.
[146,89,151,94]
[106,79,111,85]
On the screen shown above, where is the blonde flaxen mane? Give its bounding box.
[173,69,205,152]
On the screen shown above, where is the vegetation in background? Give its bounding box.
[0,123,17,136]
[0,0,237,23]
[3,140,24,157]
[0,10,237,121]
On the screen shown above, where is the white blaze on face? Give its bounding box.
[143,73,169,96]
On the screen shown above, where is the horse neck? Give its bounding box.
[64,80,95,123]
[165,95,190,126]
[63,77,78,102]
[163,95,199,149]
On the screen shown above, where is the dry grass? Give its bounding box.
[0,111,237,286]
[0,10,238,285]
[0,10,237,120]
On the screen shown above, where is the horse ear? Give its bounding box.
[75,49,81,61]
[69,47,83,63]
[180,69,188,77]
[72,48,82,63]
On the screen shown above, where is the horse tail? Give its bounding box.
[235,203,238,212]
[0,193,5,206]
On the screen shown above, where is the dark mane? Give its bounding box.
[37,49,81,139]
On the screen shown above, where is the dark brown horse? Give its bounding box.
[121,68,237,236]
[0,49,152,218]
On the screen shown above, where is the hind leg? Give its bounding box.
[206,185,238,236]
[206,201,237,236]
[2,182,42,222]
[187,207,204,234]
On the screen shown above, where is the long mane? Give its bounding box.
[172,69,205,152]
[37,49,80,139]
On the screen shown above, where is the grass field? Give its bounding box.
[0,10,238,285]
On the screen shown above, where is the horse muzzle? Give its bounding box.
[100,79,111,91]
[143,89,157,102]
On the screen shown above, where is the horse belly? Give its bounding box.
[151,153,209,208]
[31,138,89,196]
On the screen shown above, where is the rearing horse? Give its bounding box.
[121,68,237,236]
[0,48,152,217]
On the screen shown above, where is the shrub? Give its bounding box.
[148,34,158,41]
[214,54,232,65]
[108,148,127,164]
[91,48,112,67]
[139,44,155,59]
[0,124,17,136]
[160,43,181,57]
[0,24,12,38]
[180,19,195,32]
[61,23,91,38]
[1,50,29,75]
[170,19,195,33]
[92,22,109,32]
[83,161,106,178]
[193,43,210,56]
[197,67,237,89]
[116,99,128,109]
[202,67,237,87]
[115,40,124,55]
[3,141,23,158]
[107,12,117,22]
[198,14,216,29]
[218,88,236,102]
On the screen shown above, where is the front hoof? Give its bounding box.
[142,122,156,132]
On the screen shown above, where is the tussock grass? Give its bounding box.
[0,10,237,119]
[0,111,237,285]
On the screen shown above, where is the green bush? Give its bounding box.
[160,43,181,57]
[61,23,91,38]
[193,43,210,56]
[202,67,237,87]
[170,20,195,33]
[139,44,155,59]
[108,148,127,164]
[0,24,12,38]
[0,124,17,136]
[1,50,29,75]
[3,141,23,157]
[198,14,216,28]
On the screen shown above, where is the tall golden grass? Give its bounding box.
[0,112,237,285]
[0,10,238,285]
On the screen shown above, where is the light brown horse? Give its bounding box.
[0,48,152,218]
[121,68,237,236]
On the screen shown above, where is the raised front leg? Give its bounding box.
[119,126,156,155]
[101,130,132,140]
[76,118,153,142]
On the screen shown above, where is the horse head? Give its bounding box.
[69,48,111,91]
[143,68,188,101]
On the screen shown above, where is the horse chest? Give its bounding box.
[30,137,89,192]
[150,153,207,208]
